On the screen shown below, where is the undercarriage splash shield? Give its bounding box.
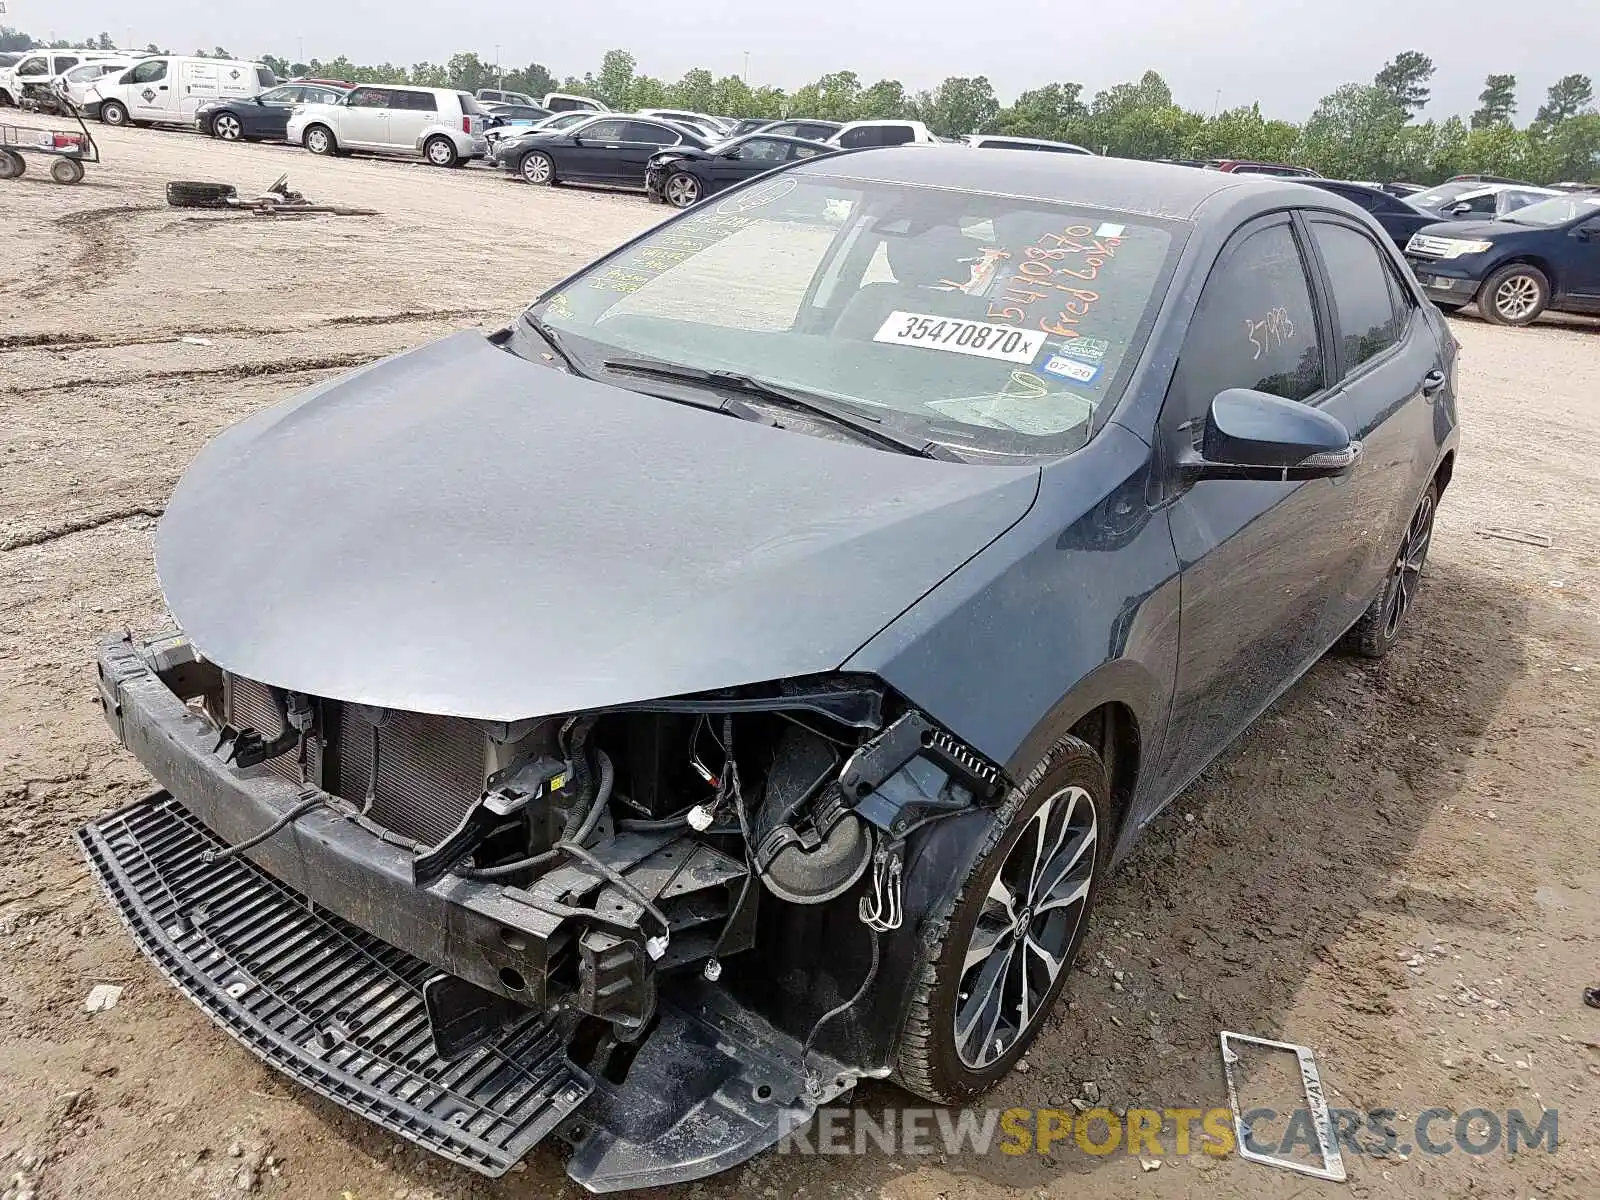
[77,792,592,1176]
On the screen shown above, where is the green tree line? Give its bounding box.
[5,29,1596,184]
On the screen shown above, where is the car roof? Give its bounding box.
[968,134,1091,151]
[799,145,1288,219]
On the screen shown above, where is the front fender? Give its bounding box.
[845,423,1179,806]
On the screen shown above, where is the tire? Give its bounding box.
[663,170,702,209]
[165,180,238,209]
[520,151,555,185]
[0,150,24,180]
[211,112,243,141]
[1478,263,1549,327]
[895,733,1111,1104]
[1341,481,1438,658]
[303,124,336,156]
[50,157,85,184]
[100,99,128,127]
[424,135,459,168]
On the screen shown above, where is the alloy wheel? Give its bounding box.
[665,173,700,208]
[1383,491,1434,639]
[1493,274,1540,322]
[522,154,552,184]
[953,785,1097,1070]
[214,114,242,140]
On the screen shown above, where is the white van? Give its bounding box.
[85,56,276,127]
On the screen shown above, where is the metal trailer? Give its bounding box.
[0,98,100,185]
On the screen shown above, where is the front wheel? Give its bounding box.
[663,170,702,208]
[303,124,336,156]
[211,112,243,141]
[100,99,128,127]
[423,135,458,168]
[1341,481,1438,658]
[520,151,555,185]
[895,734,1109,1103]
[1479,263,1548,327]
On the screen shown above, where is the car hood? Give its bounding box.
[156,332,1041,720]
[1415,218,1531,241]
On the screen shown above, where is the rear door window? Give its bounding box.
[17,57,47,76]
[837,126,880,149]
[395,90,438,112]
[1308,220,1405,373]
[1166,219,1326,438]
[878,124,916,147]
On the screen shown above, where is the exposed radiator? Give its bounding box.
[225,676,488,847]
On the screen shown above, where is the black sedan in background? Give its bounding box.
[498,115,710,188]
[196,82,348,141]
[1298,179,1439,250]
[646,132,836,207]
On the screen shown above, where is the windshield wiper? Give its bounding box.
[520,311,590,377]
[602,356,962,460]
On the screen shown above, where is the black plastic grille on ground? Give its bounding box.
[78,793,591,1176]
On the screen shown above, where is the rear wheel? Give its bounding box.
[100,99,128,127]
[424,135,459,168]
[664,170,702,208]
[211,112,243,141]
[520,151,555,185]
[895,734,1109,1103]
[50,157,85,184]
[1479,263,1548,326]
[303,124,336,156]
[0,150,24,180]
[1342,481,1438,658]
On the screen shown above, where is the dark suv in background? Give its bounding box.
[1405,192,1600,324]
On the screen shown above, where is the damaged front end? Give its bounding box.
[84,630,1006,1190]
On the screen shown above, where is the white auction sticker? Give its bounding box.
[873,311,1046,364]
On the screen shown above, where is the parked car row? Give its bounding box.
[52,60,1600,329]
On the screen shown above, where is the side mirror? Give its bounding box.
[1446,202,1472,216]
[721,149,742,159]
[1575,225,1596,242]
[1179,389,1361,482]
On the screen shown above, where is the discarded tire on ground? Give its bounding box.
[165,180,238,209]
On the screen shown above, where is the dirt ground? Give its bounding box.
[2,123,1598,1200]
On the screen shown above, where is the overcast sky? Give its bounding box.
[22,0,1600,122]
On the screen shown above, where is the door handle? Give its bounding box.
[158,85,169,91]
[1420,368,1446,396]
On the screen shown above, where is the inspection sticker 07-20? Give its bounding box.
[873,311,1047,364]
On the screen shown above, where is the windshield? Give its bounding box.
[1411,182,1480,210]
[528,172,1183,456]
[1501,194,1600,227]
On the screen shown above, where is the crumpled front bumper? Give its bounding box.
[85,634,864,1190]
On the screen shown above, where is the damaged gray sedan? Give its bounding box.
[83,147,1457,1190]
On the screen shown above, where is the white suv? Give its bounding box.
[287,85,488,166]
[827,120,937,149]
